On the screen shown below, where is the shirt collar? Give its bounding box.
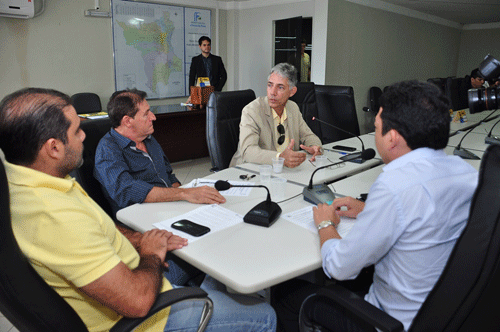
[383,147,447,172]
[5,160,78,194]
[110,128,151,150]
[272,107,287,123]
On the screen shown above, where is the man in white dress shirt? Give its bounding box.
[273,80,478,332]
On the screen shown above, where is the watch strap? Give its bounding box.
[317,220,335,230]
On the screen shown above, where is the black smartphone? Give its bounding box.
[171,219,210,237]
[331,145,357,152]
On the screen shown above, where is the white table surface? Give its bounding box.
[116,135,483,294]
[330,147,483,199]
[469,118,500,136]
[117,166,322,294]
[236,134,383,186]
[449,109,499,135]
[447,131,490,153]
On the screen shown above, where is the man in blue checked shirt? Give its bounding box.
[95,88,225,220]
[95,89,226,286]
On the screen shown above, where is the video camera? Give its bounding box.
[468,54,500,113]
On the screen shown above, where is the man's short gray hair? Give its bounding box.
[269,63,298,89]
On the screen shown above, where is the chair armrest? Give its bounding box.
[299,284,404,332]
[110,287,209,332]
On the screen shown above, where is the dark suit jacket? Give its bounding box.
[189,54,227,91]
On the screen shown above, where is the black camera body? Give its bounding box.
[468,55,500,113]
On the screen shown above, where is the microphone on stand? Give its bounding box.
[312,117,376,163]
[214,180,282,227]
[303,151,375,205]
[485,117,500,145]
[453,109,499,160]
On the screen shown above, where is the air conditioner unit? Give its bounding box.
[0,0,35,19]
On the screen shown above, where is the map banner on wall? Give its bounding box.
[111,0,210,99]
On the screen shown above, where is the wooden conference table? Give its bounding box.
[117,135,382,294]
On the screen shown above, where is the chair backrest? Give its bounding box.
[427,78,448,94]
[445,77,469,111]
[206,89,256,171]
[314,85,360,144]
[368,86,382,114]
[0,158,88,332]
[71,93,102,114]
[409,145,500,331]
[70,117,114,218]
[290,82,322,139]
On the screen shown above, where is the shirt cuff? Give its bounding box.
[320,238,340,279]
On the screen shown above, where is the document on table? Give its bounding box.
[183,179,252,196]
[153,204,243,243]
[282,206,356,238]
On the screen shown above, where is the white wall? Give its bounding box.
[0,0,498,133]
[229,0,327,96]
[456,26,500,77]
[0,0,115,106]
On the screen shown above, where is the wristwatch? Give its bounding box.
[317,220,336,231]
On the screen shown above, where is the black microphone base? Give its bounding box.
[243,201,282,227]
[485,136,500,146]
[303,184,336,205]
[453,147,480,160]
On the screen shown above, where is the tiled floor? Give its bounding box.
[171,156,213,185]
[0,157,213,332]
[0,315,18,332]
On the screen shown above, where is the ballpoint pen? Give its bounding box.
[324,148,348,155]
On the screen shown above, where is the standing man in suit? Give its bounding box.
[189,36,227,92]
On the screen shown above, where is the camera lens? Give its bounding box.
[468,87,500,113]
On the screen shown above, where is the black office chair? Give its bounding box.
[206,89,256,172]
[314,85,360,144]
[299,145,500,332]
[362,86,382,114]
[290,82,322,139]
[69,117,114,218]
[0,158,213,332]
[427,78,448,95]
[71,92,103,114]
[445,77,470,112]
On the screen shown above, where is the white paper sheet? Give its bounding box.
[282,206,356,238]
[153,204,243,243]
[184,178,253,196]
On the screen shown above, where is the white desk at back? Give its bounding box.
[447,131,490,153]
[470,118,500,136]
[449,109,499,135]
[117,166,324,294]
[236,134,383,187]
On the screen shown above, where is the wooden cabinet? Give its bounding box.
[151,104,209,163]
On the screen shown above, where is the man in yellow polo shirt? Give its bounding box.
[0,88,276,331]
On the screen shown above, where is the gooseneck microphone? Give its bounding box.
[485,117,500,146]
[312,117,376,163]
[214,180,282,227]
[454,109,498,160]
[303,151,375,205]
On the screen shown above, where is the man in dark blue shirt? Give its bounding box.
[94,89,225,218]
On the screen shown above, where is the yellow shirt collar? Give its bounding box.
[5,161,79,194]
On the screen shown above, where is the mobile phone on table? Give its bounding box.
[331,145,356,152]
[171,219,210,237]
